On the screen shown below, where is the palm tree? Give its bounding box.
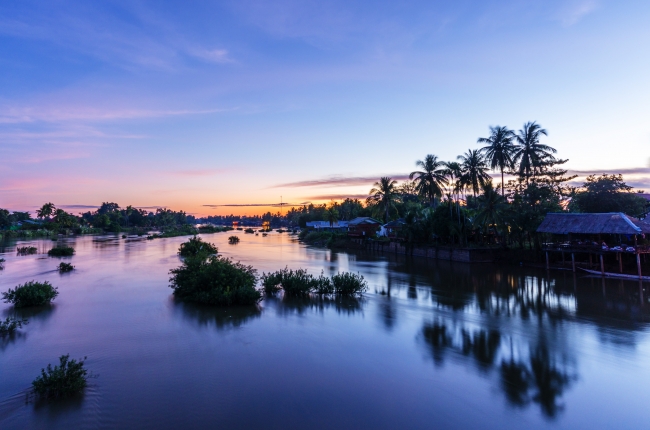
[409,154,448,206]
[36,202,56,220]
[478,126,516,197]
[513,122,555,181]
[457,149,491,197]
[474,181,507,242]
[367,177,398,223]
[326,207,339,228]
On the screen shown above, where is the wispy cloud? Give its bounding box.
[303,194,368,201]
[568,167,650,176]
[190,48,235,64]
[272,174,410,188]
[557,0,598,26]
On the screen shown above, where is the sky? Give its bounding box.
[1,0,649,216]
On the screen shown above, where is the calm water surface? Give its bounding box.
[1,232,650,429]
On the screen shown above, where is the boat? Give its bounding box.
[579,267,650,281]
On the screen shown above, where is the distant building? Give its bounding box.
[381,218,406,239]
[305,221,349,231]
[347,217,381,238]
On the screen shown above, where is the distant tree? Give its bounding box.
[409,154,448,206]
[474,181,507,242]
[338,198,364,221]
[569,174,648,216]
[326,207,339,228]
[478,126,516,196]
[10,211,31,223]
[36,202,56,220]
[367,177,399,223]
[513,122,555,181]
[458,149,491,197]
[0,209,9,229]
[97,202,120,215]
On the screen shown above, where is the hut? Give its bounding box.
[347,217,381,238]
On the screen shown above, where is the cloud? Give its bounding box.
[190,48,234,64]
[557,0,598,26]
[203,202,306,208]
[272,174,411,188]
[57,204,100,209]
[568,167,650,176]
[302,194,368,201]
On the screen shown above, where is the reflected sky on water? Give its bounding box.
[1,232,650,429]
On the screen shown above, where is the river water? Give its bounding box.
[1,232,649,429]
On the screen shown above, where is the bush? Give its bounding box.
[57,262,75,273]
[332,272,367,296]
[178,236,218,258]
[0,317,28,335]
[313,272,334,295]
[244,228,255,234]
[48,246,75,257]
[17,246,37,255]
[228,236,240,244]
[2,281,59,307]
[169,255,260,306]
[0,257,4,269]
[32,355,88,399]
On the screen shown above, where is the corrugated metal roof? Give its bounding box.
[348,217,381,225]
[537,212,650,235]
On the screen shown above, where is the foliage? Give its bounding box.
[17,246,38,255]
[331,272,367,296]
[478,125,516,196]
[0,257,4,269]
[48,246,75,257]
[2,281,59,307]
[0,317,28,335]
[178,236,218,258]
[169,254,260,306]
[57,262,75,273]
[198,225,232,233]
[244,228,255,234]
[32,355,88,399]
[457,149,491,197]
[409,154,448,206]
[513,122,554,181]
[367,177,400,222]
[228,236,240,244]
[569,174,648,216]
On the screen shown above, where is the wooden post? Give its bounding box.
[600,254,605,276]
[619,253,623,273]
[571,253,575,273]
[640,281,644,307]
[637,253,642,279]
[546,251,549,270]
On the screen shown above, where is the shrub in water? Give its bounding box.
[2,281,59,307]
[262,267,316,296]
[17,246,37,255]
[169,255,260,306]
[0,257,4,269]
[332,272,368,296]
[228,236,240,244]
[48,246,75,257]
[0,317,28,335]
[32,355,88,399]
[57,262,75,273]
[244,228,255,234]
[178,236,218,258]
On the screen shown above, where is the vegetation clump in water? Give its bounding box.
[178,236,218,258]
[169,254,260,306]
[228,236,240,244]
[0,317,28,335]
[57,262,75,273]
[32,354,88,399]
[262,268,365,297]
[2,281,59,307]
[0,257,4,269]
[17,246,38,255]
[48,246,75,257]
[244,228,255,234]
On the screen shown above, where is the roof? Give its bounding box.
[305,221,349,228]
[348,217,381,226]
[537,212,650,235]
[383,219,405,228]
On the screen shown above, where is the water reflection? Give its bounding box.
[269,295,364,316]
[172,299,261,331]
[421,321,575,418]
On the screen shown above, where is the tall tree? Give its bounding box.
[36,202,56,220]
[326,206,339,228]
[409,154,448,206]
[513,122,555,181]
[457,149,491,197]
[478,125,516,196]
[367,177,399,223]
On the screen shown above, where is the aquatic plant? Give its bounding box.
[228,236,240,244]
[169,255,260,306]
[2,281,59,307]
[57,262,75,273]
[0,317,28,335]
[122,234,127,239]
[178,236,218,258]
[244,228,255,234]
[0,257,4,269]
[17,246,38,255]
[332,272,367,296]
[48,246,75,257]
[32,354,88,399]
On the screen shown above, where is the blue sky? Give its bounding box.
[1,0,649,215]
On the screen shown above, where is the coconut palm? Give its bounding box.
[409,154,448,206]
[457,149,491,197]
[367,177,398,223]
[326,207,339,228]
[478,126,516,196]
[513,122,555,181]
[474,181,507,241]
[36,202,56,220]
